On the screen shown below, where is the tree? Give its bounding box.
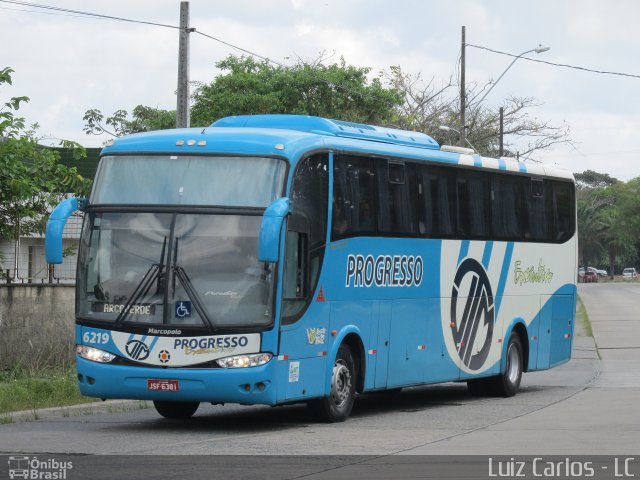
[83,55,404,136]
[0,67,91,245]
[83,104,175,138]
[574,170,619,190]
[576,176,640,275]
[190,55,403,127]
[386,66,572,158]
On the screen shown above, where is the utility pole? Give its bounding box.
[459,26,466,148]
[499,106,504,157]
[176,1,192,128]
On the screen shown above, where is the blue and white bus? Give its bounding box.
[46,115,577,422]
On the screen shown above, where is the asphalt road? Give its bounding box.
[1,283,638,478]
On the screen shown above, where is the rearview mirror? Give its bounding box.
[258,197,290,262]
[45,197,86,264]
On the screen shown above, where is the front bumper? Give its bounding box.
[76,355,278,405]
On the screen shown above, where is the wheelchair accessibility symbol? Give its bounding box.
[175,301,192,318]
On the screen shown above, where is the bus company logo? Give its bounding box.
[125,339,151,361]
[450,258,495,370]
[158,350,171,363]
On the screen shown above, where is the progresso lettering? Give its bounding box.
[173,336,249,350]
[346,254,424,288]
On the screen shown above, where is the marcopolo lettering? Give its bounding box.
[345,254,424,288]
[173,336,249,350]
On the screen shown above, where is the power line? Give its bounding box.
[0,0,180,29]
[0,5,89,18]
[467,43,640,80]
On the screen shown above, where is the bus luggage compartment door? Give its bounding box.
[386,300,428,388]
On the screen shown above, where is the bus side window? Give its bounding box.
[333,155,376,239]
[456,172,489,238]
[528,179,548,240]
[491,175,519,240]
[379,161,416,235]
[550,180,575,242]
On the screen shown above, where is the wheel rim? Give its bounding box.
[330,359,352,408]
[507,343,521,385]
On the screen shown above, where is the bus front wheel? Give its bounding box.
[153,400,200,419]
[308,344,356,423]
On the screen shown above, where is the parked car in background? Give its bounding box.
[578,266,606,279]
[593,267,607,277]
[583,270,598,283]
[622,268,638,279]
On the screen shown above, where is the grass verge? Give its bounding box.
[0,367,96,415]
[576,295,593,338]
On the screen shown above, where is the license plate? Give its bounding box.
[147,379,179,391]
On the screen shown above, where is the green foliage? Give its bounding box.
[0,367,92,414]
[577,172,640,274]
[575,170,619,189]
[0,67,92,242]
[83,105,175,137]
[190,55,403,126]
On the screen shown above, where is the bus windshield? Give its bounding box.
[77,212,275,329]
[92,155,286,207]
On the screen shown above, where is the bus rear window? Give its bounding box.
[92,155,286,207]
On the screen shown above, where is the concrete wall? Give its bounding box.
[0,285,76,370]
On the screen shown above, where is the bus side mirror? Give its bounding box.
[258,197,291,263]
[45,197,85,264]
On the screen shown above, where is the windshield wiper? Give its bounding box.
[114,237,167,327]
[113,264,159,327]
[171,236,216,333]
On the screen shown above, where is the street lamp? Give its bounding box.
[474,45,550,107]
[439,125,478,152]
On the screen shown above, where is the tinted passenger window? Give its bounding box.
[333,155,376,239]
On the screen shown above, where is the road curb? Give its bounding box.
[2,399,152,424]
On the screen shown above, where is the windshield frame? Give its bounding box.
[90,152,290,208]
[76,205,280,335]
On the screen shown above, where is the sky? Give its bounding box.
[1,0,639,180]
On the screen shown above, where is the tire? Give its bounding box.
[153,400,200,419]
[308,344,357,422]
[488,332,523,397]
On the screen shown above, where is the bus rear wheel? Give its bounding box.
[490,331,523,397]
[308,344,356,423]
[466,332,523,397]
[153,400,200,419]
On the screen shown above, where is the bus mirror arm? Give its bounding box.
[45,196,86,264]
[258,197,291,263]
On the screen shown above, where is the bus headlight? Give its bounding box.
[216,353,272,368]
[76,345,116,363]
